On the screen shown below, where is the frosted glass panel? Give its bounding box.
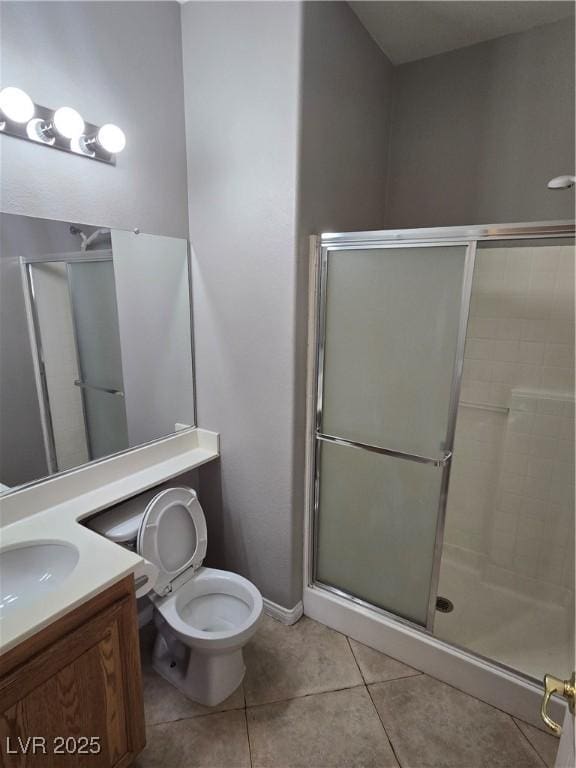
[82,387,129,460]
[321,246,467,457]
[316,440,443,625]
[68,261,128,459]
[68,261,124,391]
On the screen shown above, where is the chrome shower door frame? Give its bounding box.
[22,250,114,471]
[310,235,476,631]
[22,261,59,474]
[306,220,576,636]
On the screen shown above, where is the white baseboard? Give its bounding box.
[304,584,565,731]
[263,598,304,625]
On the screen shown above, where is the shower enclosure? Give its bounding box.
[305,220,574,725]
[24,250,128,473]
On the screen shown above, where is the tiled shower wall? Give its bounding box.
[444,243,575,602]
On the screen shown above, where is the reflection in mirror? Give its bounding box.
[0,213,195,493]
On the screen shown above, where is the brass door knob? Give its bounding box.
[541,672,575,735]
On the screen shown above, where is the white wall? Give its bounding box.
[0,1,189,238]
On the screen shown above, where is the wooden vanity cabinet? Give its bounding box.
[0,576,146,767]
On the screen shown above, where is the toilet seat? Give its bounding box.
[154,567,263,651]
[137,487,207,596]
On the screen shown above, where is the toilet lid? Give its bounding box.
[137,487,207,595]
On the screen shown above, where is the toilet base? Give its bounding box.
[152,626,246,707]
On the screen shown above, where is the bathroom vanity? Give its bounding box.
[0,427,220,765]
[0,576,144,767]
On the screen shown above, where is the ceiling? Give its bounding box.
[349,1,575,64]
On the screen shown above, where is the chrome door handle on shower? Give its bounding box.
[74,379,124,397]
[316,433,452,467]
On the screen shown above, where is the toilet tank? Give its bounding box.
[87,487,160,546]
[86,486,165,623]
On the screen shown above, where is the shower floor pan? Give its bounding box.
[435,557,574,683]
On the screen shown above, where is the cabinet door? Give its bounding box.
[0,596,145,767]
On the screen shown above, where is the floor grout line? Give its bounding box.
[242,684,255,768]
[243,707,254,768]
[346,635,367,684]
[346,635,405,768]
[245,682,367,711]
[365,682,405,768]
[510,716,552,768]
[345,634,425,685]
[145,703,246,728]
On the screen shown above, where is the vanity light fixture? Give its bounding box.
[0,86,125,165]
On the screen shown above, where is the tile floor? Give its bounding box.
[134,615,559,768]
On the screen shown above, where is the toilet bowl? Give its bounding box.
[152,567,262,705]
[88,486,263,706]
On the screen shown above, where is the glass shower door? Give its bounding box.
[67,260,129,460]
[313,242,474,628]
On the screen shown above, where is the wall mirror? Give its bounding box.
[0,212,196,493]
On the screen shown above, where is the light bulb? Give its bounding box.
[0,87,35,123]
[97,123,126,153]
[53,107,84,140]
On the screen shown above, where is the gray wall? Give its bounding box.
[111,229,195,446]
[181,1,394,608]
[181,1,304,608]
[0,216,48,487]
[0,1,189,238]
[386,19,576,227]
[293,1,395,597]
[299,2,393,235]
[0,1,190,489]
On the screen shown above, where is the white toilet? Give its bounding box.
[89,486,263,706]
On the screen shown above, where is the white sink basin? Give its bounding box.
[0,542,79,618]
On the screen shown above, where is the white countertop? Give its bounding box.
[0,427,219,654]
